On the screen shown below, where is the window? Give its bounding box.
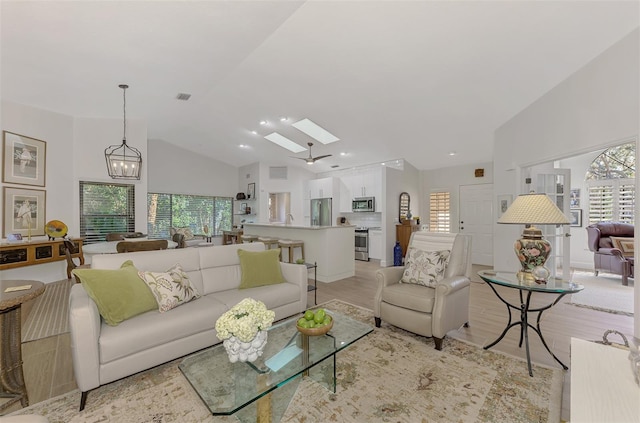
[147,193,232,239]
[586,143,635,225]
[79,181,135,244]
[429,191,450,232]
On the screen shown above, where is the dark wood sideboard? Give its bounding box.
[396,220,419,258]
[0,238,84,278]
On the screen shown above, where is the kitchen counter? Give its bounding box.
[245,223,355,230]
[243,223,355,283]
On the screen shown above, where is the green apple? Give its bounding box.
[304,310,314,320]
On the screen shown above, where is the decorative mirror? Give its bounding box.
[399,192,410,222]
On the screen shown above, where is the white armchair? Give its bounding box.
[374,231,472,350]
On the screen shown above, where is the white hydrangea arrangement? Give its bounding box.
[215,298,275,342]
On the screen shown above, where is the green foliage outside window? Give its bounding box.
[147,193,232,239]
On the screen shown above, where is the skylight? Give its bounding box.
[292,118,339,144]
[264,132,306,153]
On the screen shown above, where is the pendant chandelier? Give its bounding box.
[105,84,142,180]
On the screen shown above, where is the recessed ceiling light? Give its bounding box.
[239,144,249,149]
[292,118,339,144]
[340,152,347,156]
[264,132,306,153]
[280,117,288,122]
[381,162,386,166]
[251,130,258,135]
[260,120,268,125]
[448,152,457,156]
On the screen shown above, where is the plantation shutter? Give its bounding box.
[79,181,135,244]
[587,179,634,225]
[429,191,451,233]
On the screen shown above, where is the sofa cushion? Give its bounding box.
[73,260,157,326]
[382,283,436,313]
[212,282,301,312]
[138,263,201,312]
[611,236,635,257]
[400,248,450,287]
[237,248,286,289]
[99,295,227,363]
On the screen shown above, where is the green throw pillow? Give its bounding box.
[74,260,157,326]
[238,248,286,289]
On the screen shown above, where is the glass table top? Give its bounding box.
[179,309,373,416]
[477,270,584,294]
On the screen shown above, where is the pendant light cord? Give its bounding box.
[120,84,128,144]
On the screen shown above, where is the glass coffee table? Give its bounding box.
[179,310,373,422]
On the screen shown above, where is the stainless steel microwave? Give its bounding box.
[352,197,375,212]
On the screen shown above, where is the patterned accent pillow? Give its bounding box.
[138,263,201,312]
[176,227,195,240]
[400,248,451,287]
[610,236,634,257]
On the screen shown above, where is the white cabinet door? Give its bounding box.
[339,175,354,212]
[309,177,334,199]
[369,230,382,259]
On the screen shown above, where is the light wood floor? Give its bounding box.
[5,259,635,421]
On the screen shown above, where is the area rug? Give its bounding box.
[22,278,73,342]
[568,270,634,316]
[9,300,563,422]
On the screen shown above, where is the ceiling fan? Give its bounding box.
[292,142,332,164]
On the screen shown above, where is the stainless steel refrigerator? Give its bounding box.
[310,198,332,226]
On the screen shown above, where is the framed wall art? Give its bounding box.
[247,182,256,199]
[2,131,47,187]
[497,194,512,218]
[3,187,46,237]
[570,189,580,209]
[570,209,582,227]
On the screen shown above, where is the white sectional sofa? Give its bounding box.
[68,242,307,410]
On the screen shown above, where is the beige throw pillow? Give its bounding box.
[400,248,451,287]
[610,236,634,257]
[138,263,201,312]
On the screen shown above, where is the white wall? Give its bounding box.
[256,163,314,225]
[421,161,494,233]
[148,139,238,198]
[494,29,639,337]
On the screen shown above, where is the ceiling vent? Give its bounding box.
[269,166,288,180]
[331,165,340,168]
[176,93,191,101]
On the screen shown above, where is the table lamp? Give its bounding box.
[497,192,570,283]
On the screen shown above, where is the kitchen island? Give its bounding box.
[243,223,355,283]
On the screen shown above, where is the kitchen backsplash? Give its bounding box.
[340,212,382,228]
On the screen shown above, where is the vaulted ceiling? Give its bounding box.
[2,1,638,173]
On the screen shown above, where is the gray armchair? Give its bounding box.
[374,231,472,350]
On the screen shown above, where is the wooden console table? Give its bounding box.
[396,220,419,258]
[0,238,84,278]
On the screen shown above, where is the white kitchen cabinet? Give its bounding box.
[343,168,382,210]
[308,177,336,199]
[369,229,382,259]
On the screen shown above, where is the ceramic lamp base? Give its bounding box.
[513,225,551,283]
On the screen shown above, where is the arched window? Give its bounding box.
[586,143,635,224]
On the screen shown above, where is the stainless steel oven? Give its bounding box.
[355,228,369,261]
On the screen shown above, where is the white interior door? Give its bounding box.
[531,168,571,280]
[459,184,493,266]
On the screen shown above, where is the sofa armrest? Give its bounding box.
[374,267,404,317]
[280,262,308,313]
[597,248,628,260]
[68,283,102,392]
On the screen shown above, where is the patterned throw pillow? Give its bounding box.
[138,263,201,312]
[176,227,195,240]
[400,248,451,287]
[610,236,634,257]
